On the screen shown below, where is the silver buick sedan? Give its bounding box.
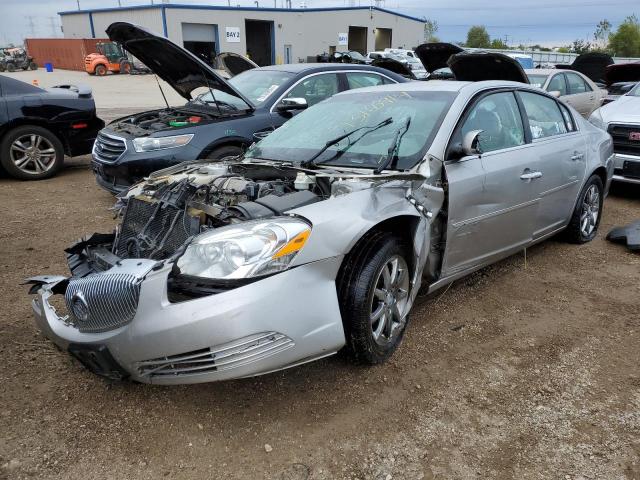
[27,80,613,384]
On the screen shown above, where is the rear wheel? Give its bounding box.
[0,63,5,72]
[205,145,243,162]
[565,174,604,243]
[119,60,132,74]
[94,64,107,76]
[0,126,64,180]
[338,232,411,364]
[29,61,37,70]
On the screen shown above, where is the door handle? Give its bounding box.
[571,152,584,161]
[520,170,543,180]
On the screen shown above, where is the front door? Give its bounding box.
[564,72,595,117]
[442,91,539,277]
[517,90,587,237]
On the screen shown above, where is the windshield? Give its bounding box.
[527,74,548,88]
[246,90,455,170]
[629,83,640,96]
[196,69,294,108]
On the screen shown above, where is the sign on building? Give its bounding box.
[338,33,348,45]
[226,27,241,43]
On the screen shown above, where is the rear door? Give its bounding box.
[517,90,586,238]
[442,90,539,277]
[564,72,596,117]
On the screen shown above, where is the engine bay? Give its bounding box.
[109,108,218,135]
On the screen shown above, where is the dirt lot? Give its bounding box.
[1,132,639,478]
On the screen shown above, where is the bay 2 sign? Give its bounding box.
[226,27,241,43]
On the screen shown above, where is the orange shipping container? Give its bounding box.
[25,38,110,71]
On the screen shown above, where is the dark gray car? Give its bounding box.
[92,22,405,193]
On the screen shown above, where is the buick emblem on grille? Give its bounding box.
[71,290,89,322]
[630,131,640,141]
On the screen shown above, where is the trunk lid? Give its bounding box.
[448,51,529,83]
[414,42,464,73]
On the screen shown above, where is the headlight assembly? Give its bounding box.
[176,217,311,280]
[133,134,194,152]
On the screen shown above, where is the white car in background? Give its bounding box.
[589,82,640,185]
[367,51,427,79]
[526,69,606,118]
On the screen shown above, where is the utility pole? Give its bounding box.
[77,0,81,10]
[26,16,36,38]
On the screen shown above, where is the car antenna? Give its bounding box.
[154,74,170,109]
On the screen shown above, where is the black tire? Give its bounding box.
[338,231,411,364]
[565,174,604,244]
[119,60,132,74]
[29,62,37,70]
[0,63,5,72]
[205,145,243,161]
[0,125,65,180]
[6,62,15,72]
[95,64,107,76]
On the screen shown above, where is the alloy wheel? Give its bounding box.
[580,184,600,237]
[369,254,410,346]
[10,134,57,175]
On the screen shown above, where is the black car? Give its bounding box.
[0,75,104,180]
[92,22,406,194]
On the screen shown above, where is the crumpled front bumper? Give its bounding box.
[31,257,346,384]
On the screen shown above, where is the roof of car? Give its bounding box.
[335,79,542,96]
[252,63,390,74]
[525,69,559,75]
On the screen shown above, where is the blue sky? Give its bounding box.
[0,0,637,47]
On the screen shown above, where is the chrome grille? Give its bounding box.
[608,123,640,157]
[93,132,127,163]
[136,333,294,378]
[65,273,141,333]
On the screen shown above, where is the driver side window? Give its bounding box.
[460,91,525,153]
[285,73,339,107]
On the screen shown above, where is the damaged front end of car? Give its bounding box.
[27,156,444,384]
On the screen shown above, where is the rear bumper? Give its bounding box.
[65,116,104,157]
[31,257,346,385]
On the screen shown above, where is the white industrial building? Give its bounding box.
[59,4,426,66]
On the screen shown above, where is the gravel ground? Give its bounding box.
[0,110,639,479]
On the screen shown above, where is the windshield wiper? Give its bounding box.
[373,117,411,174]
[299,117,393,169]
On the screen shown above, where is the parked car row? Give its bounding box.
[21,23,621,385]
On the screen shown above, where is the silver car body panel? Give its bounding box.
[30,80,613,384]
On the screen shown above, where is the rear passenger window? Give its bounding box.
[547,74,567,96]
[346,72,386,89]
[519,91,568,139]
[565,73,592,94]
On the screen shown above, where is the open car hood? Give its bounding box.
[557,52,613,84]
[371,57,414,79]
[414,42,464,73]
[605,62,640,86]
[106,22,253,107]
[213,52,258,77]
[448,51,529,83]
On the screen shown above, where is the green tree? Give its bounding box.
[423,19,439,43]
[571,39,591,54]
[490,38,509,49]
[466,26,491,48]
[593,19,612,49]
[608,15,640,56]
[556,46,570,53]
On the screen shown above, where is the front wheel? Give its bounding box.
[338,232,411,364]
[6,63,15,72]
[94,64,107,76]
[205,145,243,162]
[29,61,37,70]
[565,174,604,243]
[119,60,132,74]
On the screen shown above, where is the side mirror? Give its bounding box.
[276,97,308,112]
[549,90,562,98]
[462,129,484,156]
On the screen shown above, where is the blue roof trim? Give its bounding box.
[58,4,425,24]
